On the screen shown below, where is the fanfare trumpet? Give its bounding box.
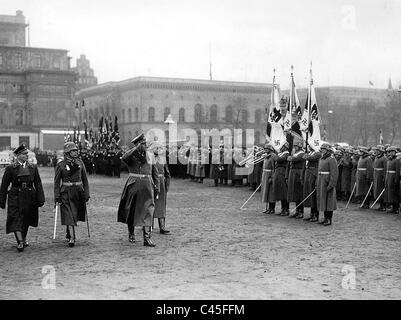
[238,146,267,167]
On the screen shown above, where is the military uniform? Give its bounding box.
[117,134,160,246]
[316,143,338,225]
[153,153,171,234]
[54,142,90,247]
[384,146,400,213]
[261,145,275,214]
[340,151,352,201]
[0,144,45,251]
[372,146,387,211]
[303,149,321,221]
[355,147,373,208]
[287,144,305,218]
[272,144,289,215]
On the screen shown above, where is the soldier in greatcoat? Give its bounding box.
[261,144,275,214]
[117,134,160,246]
[272,142,290,216]
[372,145,387,211]
[0,145,45,252]
[152,144,171,234]
[287,140,306,218]
[339,148,353,201]
[316,143,338,226]
[355,146,374,209]
[302,146,321,222]
[54,142,90,247]
[384,146,399,214]
[350,149,360,203]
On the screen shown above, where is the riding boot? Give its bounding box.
[319,212,328,224]
[323,211,333,226]
[262,204,269,214]
[66,226,71,240]
[158,218,170,234]
[128,224,135,243]
[143,226,156,247]
[68,226,76,247]
[268,202,275,214]
[22,225,29,247]
[14,231,24,252]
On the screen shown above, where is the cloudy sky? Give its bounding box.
[3,0,401,89]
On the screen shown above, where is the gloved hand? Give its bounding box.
[37,202,45,207]
[154,190,159,199]
[55,198,61,204]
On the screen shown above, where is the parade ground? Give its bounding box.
[0,167,401,300]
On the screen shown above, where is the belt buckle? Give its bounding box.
[22,182,27,188]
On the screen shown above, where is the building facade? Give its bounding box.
[0,10,77,150]
[71,54,97,91]
[76,76,272,147]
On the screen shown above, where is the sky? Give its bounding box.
[2,0,401,89]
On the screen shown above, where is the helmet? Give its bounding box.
[64,142,78,153]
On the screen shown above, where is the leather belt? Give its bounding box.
[374,168,384,171]
[129,173,151,178]
[12,182,33,188]
[387,170,396,174]
[357,168,367,171]
[158,174,164,177]
[263,169,273,172]
[318,171,330,175]
[63,182,82,186]
[306,166,317,169]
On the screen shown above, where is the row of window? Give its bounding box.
[82,106,265,125]
[0,52,62,69]
[0,108,25,125]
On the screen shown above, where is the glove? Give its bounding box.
[37,202,44,208]
[55,198,61,204]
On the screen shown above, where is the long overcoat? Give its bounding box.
[316,155,338,212]
[153,160,171,219]
[303,151,321,208]
[340,155,352,193]
[355,155,374,197]
[0,162,45,234]
[272,151,289,201]
[117,148,160,227]
[261,155,275,203]
[373,155,387,200]
[54,158,90,226]
[384,157,400,204]
[287,150,305,202]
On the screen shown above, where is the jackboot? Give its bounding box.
[68,226,76,247]
[143,226,156,247]
[158,218,170,234]
[323,211,333,226]
[318,212,328,224]
[14,232,24,252]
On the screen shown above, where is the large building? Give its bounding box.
[76,76,273,147]
[71,54,97,91]
[0,10,77,150]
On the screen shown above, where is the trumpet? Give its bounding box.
[238,146,266,166]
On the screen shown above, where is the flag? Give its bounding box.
[379,129,384,144]
[288,69,302,141]
[369,80,374,86]
[266,70,287,151]
[300,67,313,132]
[307,77,321,151]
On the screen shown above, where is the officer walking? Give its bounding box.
[117,134,160,246]
[54,142,90,247]
[0,144,45,252]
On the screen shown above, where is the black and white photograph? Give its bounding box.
[1,0,401,304]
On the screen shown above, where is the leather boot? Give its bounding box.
[323,211,333,226]
[318,212,328,224]
[296,211,304,219]
[17,241,24,252]
[68,227,76,247]
[143,227,156,247]
[158,218,170,234]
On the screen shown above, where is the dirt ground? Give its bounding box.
[0,167,400,300]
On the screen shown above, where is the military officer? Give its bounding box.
[287,140,306,218]
[355,146,374,209]
[372,145,387,211]
[117,134,160,246]
[302,145,321,221]
[54,142,90,247]
[316,143,338,226]
[152,143,171,234]
[272,142,290,216]
[0,144,45,252]
[261,144,275,214]
[339,148,353,201]
[384,146,399,214]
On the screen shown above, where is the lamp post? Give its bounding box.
[164,114,176,164]
[327,109,334,142]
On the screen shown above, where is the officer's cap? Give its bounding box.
[64,142,78,153]
[387,146,397,152]
[131,133,145,145]
[13,144,28,155]
[359,146,369,154]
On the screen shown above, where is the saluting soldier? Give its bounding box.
[355,146,374,209]
[316,143,338,226]
[272,142,290,216]
[117,134,160,246]
[54,142,90,247]
[261,144,275,214]
[287,140,306,219]
[0,144,45,252]
[152,143,171,234]
[384,146,399,214]
[302,145,321,222]
[372,145,387,211]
